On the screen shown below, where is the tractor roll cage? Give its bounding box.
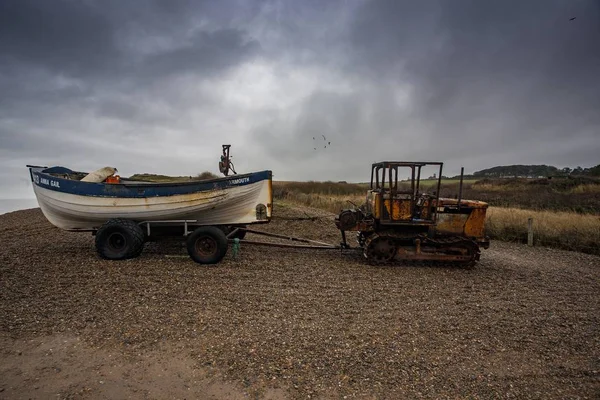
[370,161,444,225]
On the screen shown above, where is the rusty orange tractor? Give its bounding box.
[336,162,489,266]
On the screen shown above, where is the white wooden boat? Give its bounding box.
[27,165,273,231]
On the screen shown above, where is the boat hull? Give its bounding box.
[28,167,273,231]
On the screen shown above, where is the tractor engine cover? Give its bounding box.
[336,209,363,231]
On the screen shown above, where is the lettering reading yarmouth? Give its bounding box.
[230,177,250,185]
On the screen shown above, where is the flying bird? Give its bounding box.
[569,17,576,21]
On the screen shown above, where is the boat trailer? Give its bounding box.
[135,219,342,265]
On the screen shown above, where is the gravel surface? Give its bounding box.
[1,203,599,399]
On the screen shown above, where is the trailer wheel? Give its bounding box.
[186,226,228,264]
[95,219,145,260]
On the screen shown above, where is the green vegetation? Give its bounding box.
[473,164,560,178]
[127,173,192,182]
[466,176,600,214]
[196,171,220,180]
[127,171,220,182]
[408,178,478,188]
[472,163,600,178]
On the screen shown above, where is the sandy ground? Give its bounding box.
[1,204,599,399]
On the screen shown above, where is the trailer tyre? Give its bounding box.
[187,226,228,264]
[95,219,145,260]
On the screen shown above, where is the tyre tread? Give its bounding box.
[95,219,145,260]
[186,226,228,264]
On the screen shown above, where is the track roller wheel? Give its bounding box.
[449,240,481,268]
[364,235,397,264]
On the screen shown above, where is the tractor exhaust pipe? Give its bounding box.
[458,167,464,210]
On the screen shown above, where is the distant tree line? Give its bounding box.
[470,164,600,178]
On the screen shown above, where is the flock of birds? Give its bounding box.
[313,134,331,150]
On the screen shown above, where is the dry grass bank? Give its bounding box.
[486,207,600,254]
[127,171,220,182]
[274,188,600,255]
[275,191,365,214]
[570,183,600,194]
[274,180,368,196]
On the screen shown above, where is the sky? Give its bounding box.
[1,0,599,198]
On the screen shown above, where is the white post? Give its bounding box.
[527,217,534,247]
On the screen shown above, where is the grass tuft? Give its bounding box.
[197,171,219,180]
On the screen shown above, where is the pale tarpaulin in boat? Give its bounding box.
[81,167,118,183]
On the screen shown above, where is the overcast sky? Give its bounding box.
[1,0,598,198]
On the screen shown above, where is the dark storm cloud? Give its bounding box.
[0,0,260,80]
[254,0,599,180]
[346,0,600,147]
[1,0,599,197]
[0,0,117,75]
[141,29,261,79]
[0,0,261,137]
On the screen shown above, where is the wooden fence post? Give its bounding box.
[527,217,534,247]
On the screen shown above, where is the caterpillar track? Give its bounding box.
[361,231,481,267]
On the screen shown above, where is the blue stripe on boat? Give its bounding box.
[30,167,272,198]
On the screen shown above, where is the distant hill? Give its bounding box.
[473,165,559,178]
[472,164,600,178]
